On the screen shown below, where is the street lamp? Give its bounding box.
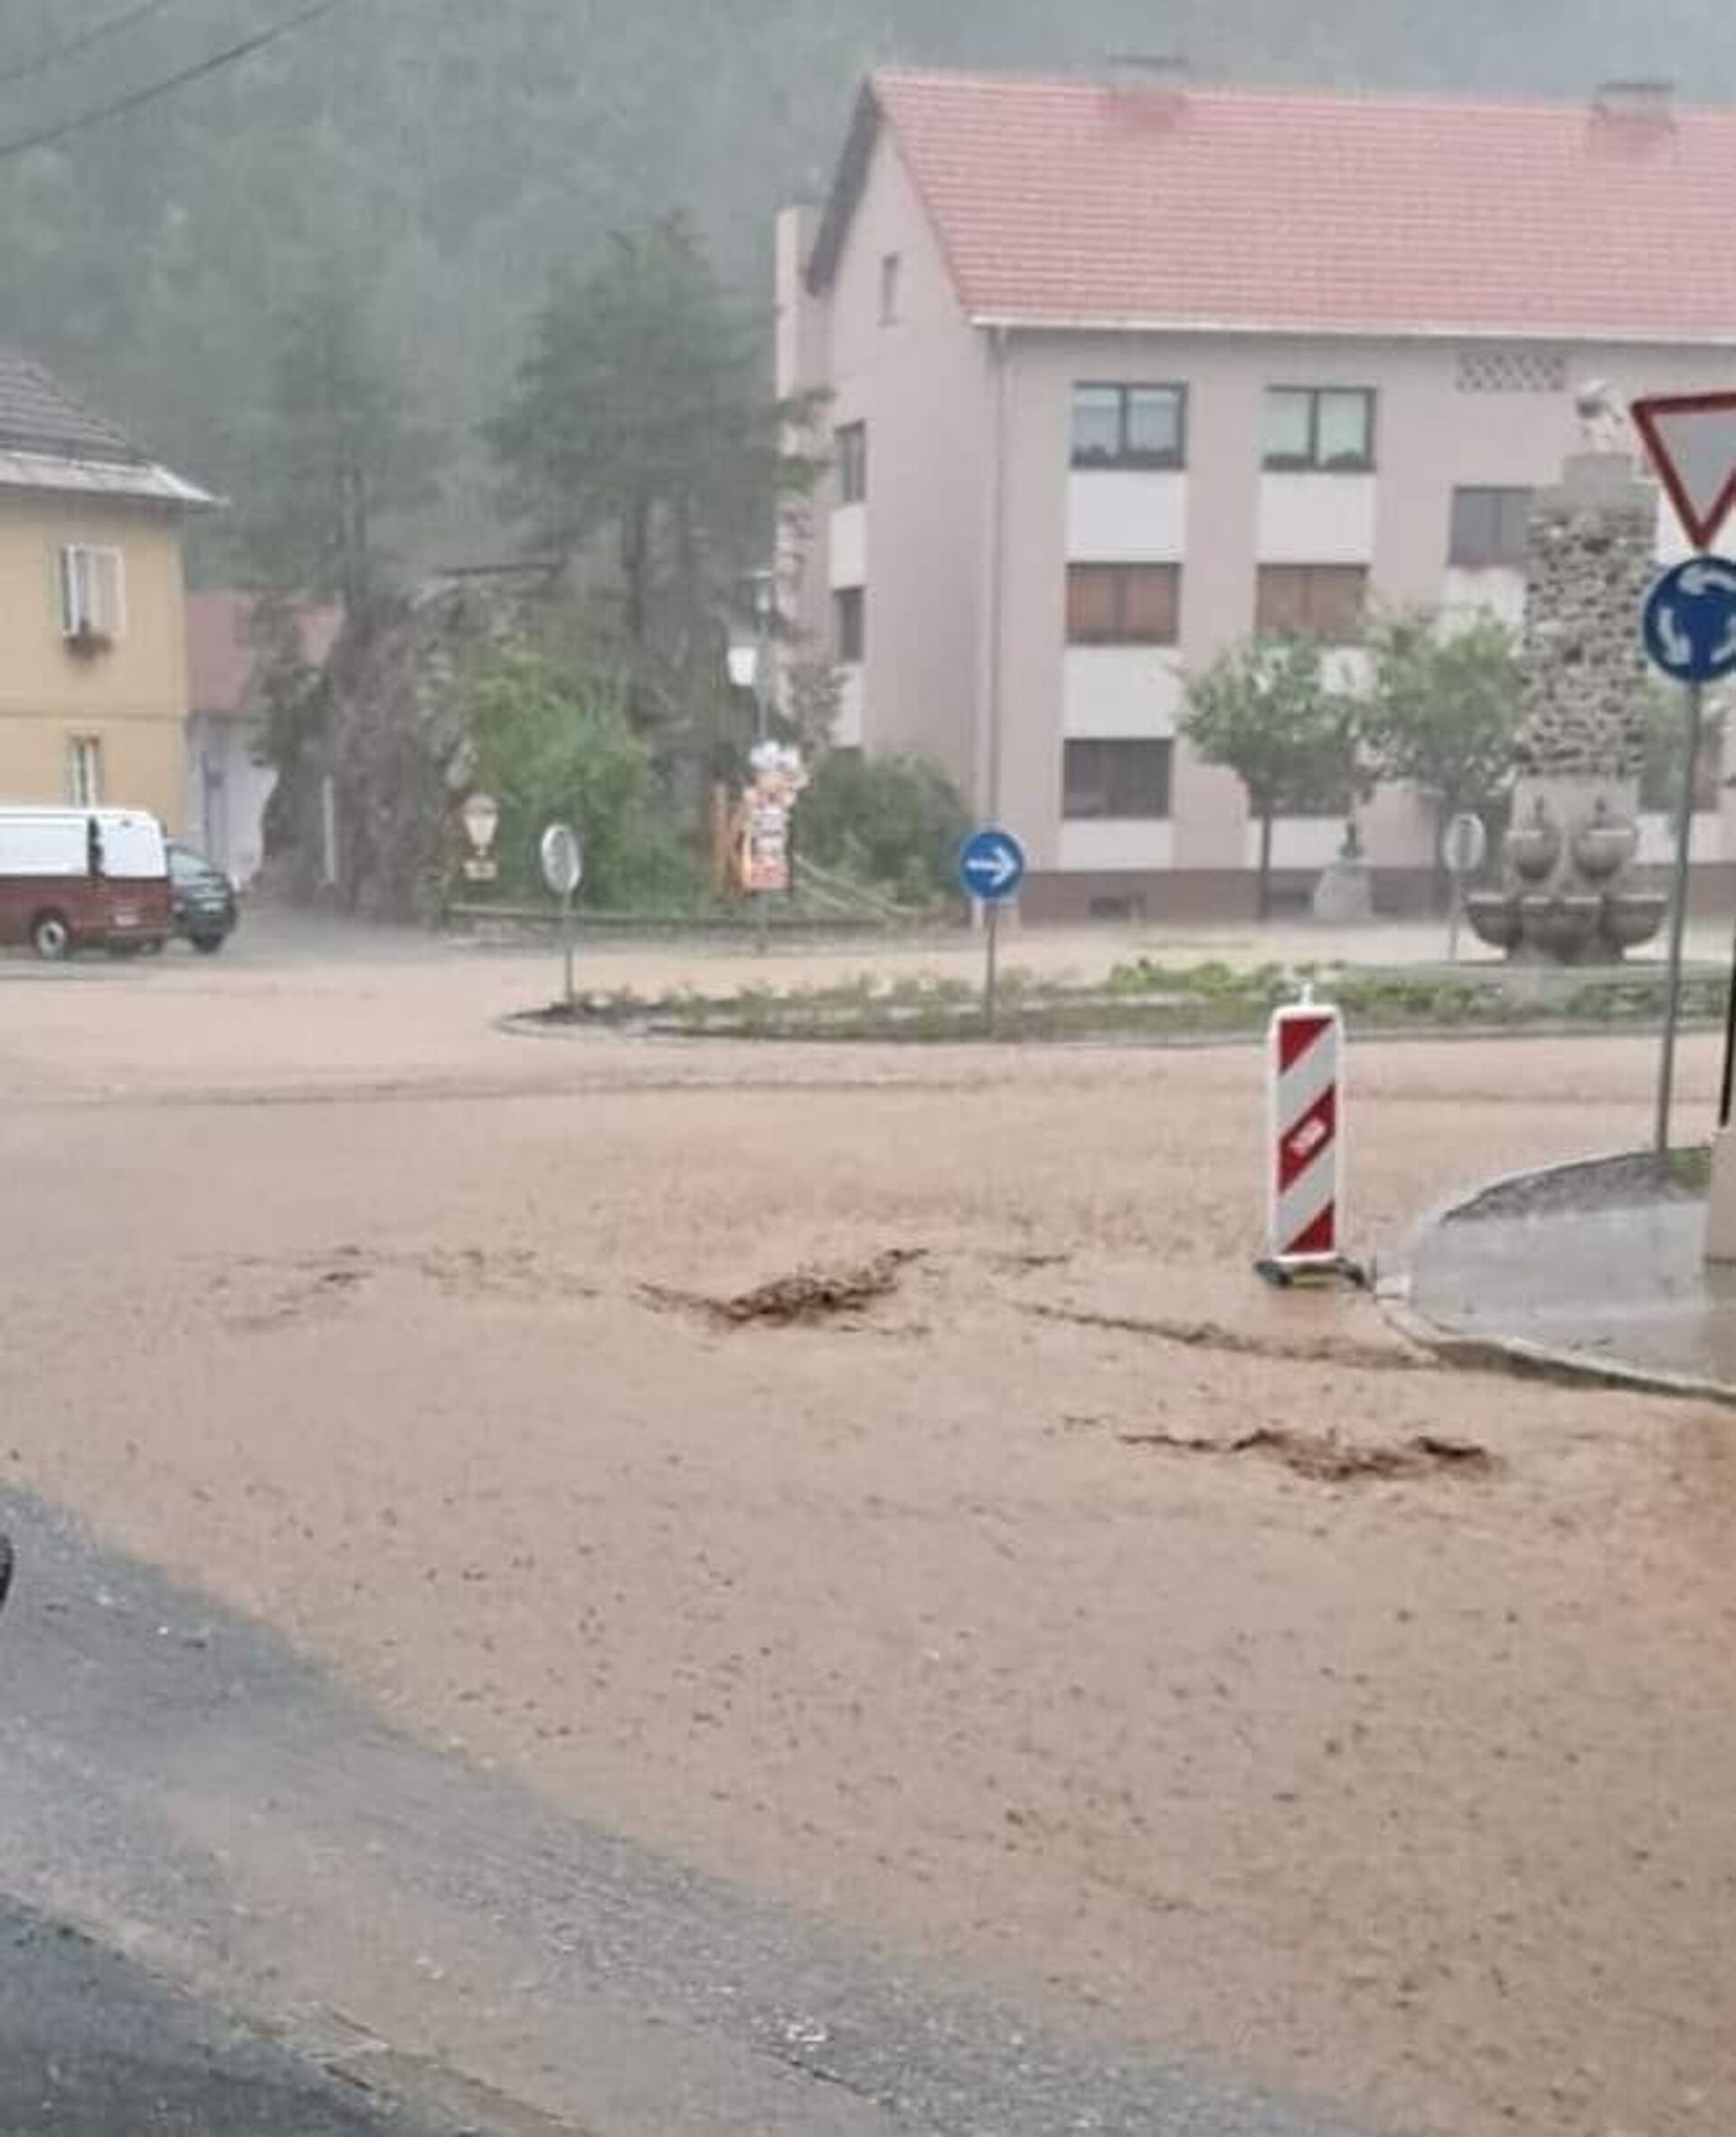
[726,631,759,696]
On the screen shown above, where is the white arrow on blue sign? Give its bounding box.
[958,827,1026,904]
[1643,557,1736,686]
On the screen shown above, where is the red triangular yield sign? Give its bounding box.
[1631,391,1736,552]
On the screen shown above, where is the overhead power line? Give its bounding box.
[0,0,187,94]
[0,0,351,165]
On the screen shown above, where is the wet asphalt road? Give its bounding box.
[0,1899,457,2136]
[0,1494,1377,2136]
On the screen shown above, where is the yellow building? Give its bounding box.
[0,352,212,831]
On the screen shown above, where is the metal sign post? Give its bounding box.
[958,827,1026,1035]
[1722,904,1736,1134]
[1640,563,1736,1154]
[539,821,584,1013]
[1441,811,1487,965]
[1633,394,1736,1160]
[1656,678,1706,1158]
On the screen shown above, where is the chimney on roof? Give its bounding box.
[1105,52,1189,91]
[1593,78,1674,126]
[1101,52,1189,124]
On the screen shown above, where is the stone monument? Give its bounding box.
[1310,817,1374,925]
[1467,445,1668,962]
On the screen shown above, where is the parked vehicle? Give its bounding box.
[0,807,173,960]
[167,841,239,954]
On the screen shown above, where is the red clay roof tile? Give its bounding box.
[862,71,1736,341]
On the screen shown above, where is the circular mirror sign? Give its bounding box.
[540,822,584,898]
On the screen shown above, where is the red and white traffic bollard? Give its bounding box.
[1266,992,1345,1272]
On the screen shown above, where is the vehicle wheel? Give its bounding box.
[191,933,227,956]
[30,911,71,961]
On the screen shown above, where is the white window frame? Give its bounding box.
[59,544,127,641]
[835,421,867,506]
[66,734,104,808]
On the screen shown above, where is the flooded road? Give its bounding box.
[2,937,1732,2134]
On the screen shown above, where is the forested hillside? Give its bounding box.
[0,0,1715,572]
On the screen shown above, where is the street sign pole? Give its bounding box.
[957,827,1026,1036]
[1633,392,1736,1205]
[1721,904,1736,1132]
[562,881,577,1011]
[1656,678,1705,1158]
[539,822,585,1016]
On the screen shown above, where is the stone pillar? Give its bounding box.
[1467,451,1668,962]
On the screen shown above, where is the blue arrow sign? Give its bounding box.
[1643,556,1736,685]
[958,827,1026,904]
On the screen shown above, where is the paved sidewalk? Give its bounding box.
[1407,1156,1736,1392]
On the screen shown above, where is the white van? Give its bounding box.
[0,806,173,959]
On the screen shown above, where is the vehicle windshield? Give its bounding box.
[2,9,1726,2137]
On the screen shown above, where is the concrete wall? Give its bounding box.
[185,713,276,883]
[778,137,985,796]
[0,495,189,831]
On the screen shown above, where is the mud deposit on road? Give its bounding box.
[645,1248,925,1328]
[1118,1426,1499,1484]
[2,952,1733,2137]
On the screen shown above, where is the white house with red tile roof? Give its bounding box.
[778,68,1734,917]
[185,591,340,884]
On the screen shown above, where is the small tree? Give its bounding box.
[798,752,969,904]
[1362,610,1520,906]
[465,640,693,908]
[1182,638,1359,919]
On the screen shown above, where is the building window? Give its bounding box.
[834,587,864,665]
[1262,387,1375,471]
[66,735,103,807]
[1255,564,1369,641]
[1450,487,1532,569]
[835,422,867,506]
[879,252,901,326]
[1066,563,1180,645]
[1063,739,1172,820]
[59,544,126,640]
[1071,383,1187,469]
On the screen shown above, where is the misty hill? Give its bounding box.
[0,0,1716,572]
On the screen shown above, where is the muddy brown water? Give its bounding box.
[2,945,1732,2135]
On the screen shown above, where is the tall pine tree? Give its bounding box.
[489,216,822,768]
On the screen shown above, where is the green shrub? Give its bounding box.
[467,641,698,908]
[798,752,970,903]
